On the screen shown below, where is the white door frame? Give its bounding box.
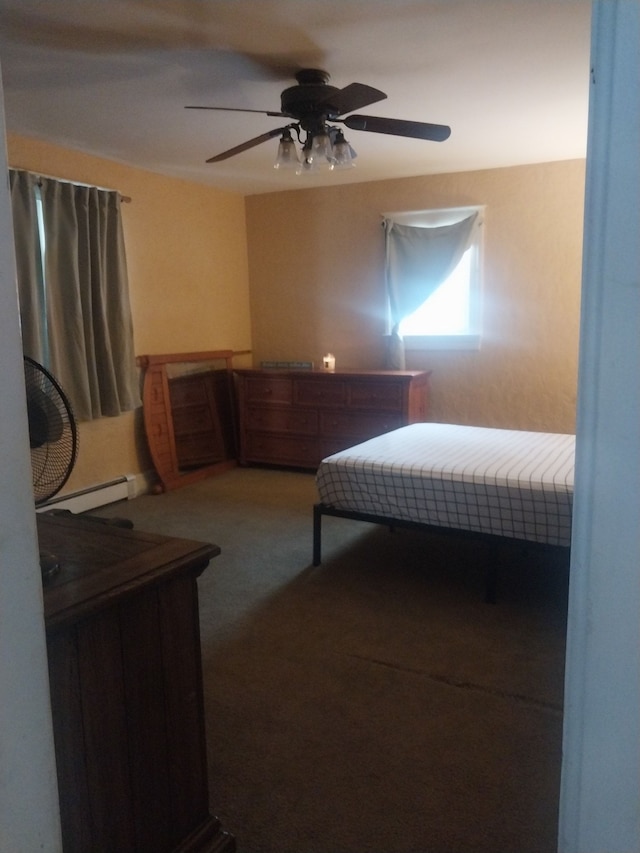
[559,2,640,851]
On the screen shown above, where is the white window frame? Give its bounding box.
[384,205,485,351]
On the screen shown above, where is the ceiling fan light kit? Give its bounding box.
[188,69,450,175]
[274,124,355,174]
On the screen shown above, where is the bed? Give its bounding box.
[314,422,574,597]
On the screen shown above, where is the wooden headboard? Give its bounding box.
[137,350,239,492]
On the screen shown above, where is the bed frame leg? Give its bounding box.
[313,504,322,566]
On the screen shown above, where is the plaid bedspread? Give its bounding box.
[316,423,575,547]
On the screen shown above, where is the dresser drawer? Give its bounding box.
[348,380,404,410]
[247,406,317,435]
[246,433,320,467]
[294,378,347,407]
[244,376,293,404]
[320,410,403,439]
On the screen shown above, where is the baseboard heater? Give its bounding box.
[36,474,137,515]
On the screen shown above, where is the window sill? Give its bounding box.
[403,334,482,351]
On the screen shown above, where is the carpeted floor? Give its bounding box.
[95,466,569,853]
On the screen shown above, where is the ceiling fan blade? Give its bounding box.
[343,114,451,142]
[186,105,286,117]
[206,126,291,163]
[318,82,387,117]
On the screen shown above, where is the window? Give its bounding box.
[384,206,484,352]
[33,184,50,362]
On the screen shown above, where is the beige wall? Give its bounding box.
[246,160,585,433]
[7,134,252,492]
[5,138,584,496]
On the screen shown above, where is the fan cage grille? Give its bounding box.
[24,356,79,505]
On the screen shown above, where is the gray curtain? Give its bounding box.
[10,169,140,420]
[383,213,478,369]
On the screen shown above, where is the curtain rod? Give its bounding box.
[15,167,131,203]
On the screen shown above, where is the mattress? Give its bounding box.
[316,423,575,547]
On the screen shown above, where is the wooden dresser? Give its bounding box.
[234,368,430,468]
[40,513,235,853]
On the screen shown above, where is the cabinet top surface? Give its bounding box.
[39,514,219,629]
[235,368,431,380]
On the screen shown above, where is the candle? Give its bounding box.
[322,353,336,371]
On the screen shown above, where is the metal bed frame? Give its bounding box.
[312,501,570,603]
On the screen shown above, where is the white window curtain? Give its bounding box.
[383,212,479,369]
[9,169,140,421]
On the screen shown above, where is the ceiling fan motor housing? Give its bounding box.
[280,69,342,125]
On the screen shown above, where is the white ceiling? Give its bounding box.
[0,0,592,196]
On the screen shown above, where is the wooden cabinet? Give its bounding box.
[40,513,235,853]
[235,368,430,468]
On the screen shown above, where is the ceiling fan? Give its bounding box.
[186,68,451,171]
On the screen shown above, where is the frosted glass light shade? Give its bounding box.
[311,130,334,163]
[274,131,299,169]
[331,131,355,170]
[296,143,316,173]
